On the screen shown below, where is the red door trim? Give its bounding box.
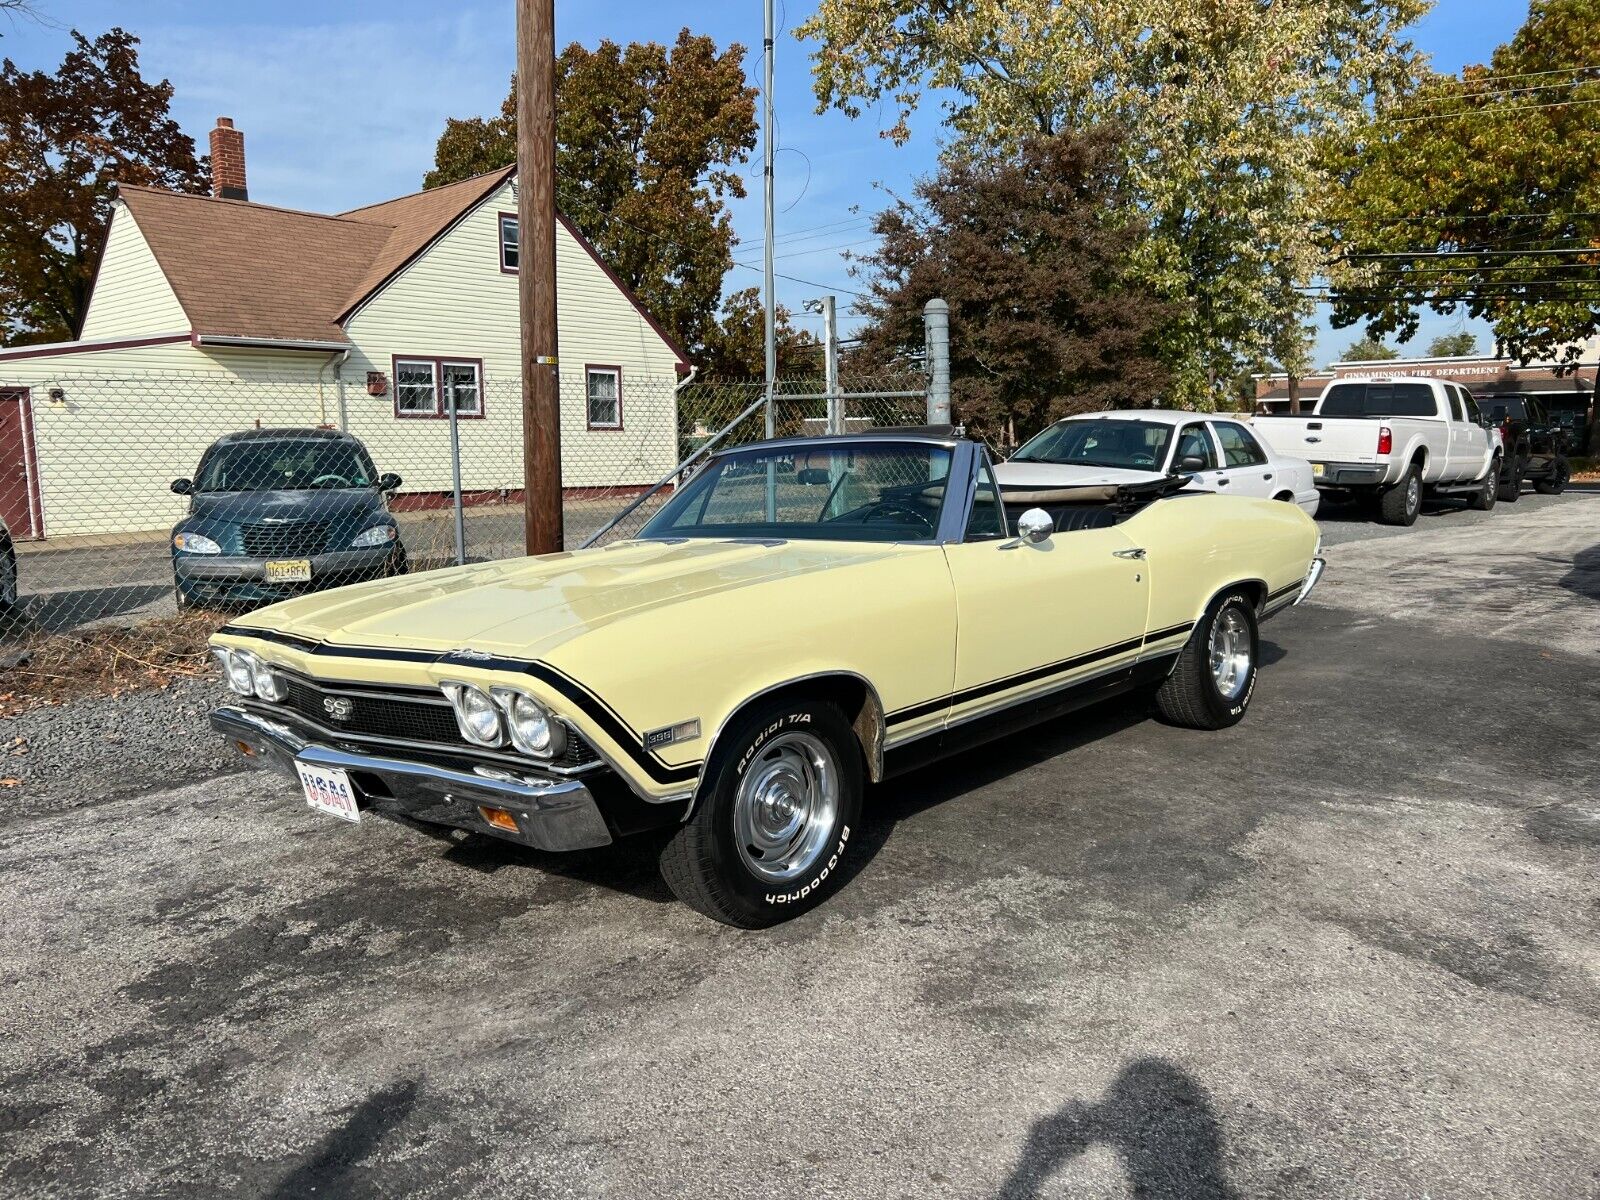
[1,388,43,540]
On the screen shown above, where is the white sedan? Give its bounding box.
[993,410,1320,516]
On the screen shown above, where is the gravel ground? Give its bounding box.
[1,674,241,819]
[0,490,1596,1199]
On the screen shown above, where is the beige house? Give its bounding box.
[0,118,687,540]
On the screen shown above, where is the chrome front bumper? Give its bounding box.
[1295,556,1327,606]
[212,705,614,852]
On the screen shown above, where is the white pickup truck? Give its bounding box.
[1250,377,1502,526]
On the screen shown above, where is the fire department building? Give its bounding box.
[1256,349,1598,453]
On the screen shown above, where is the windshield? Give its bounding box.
[640,441,953,543]
[195,439,378,492]
[1010,419,1173,470]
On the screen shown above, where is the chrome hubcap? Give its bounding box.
[1407,476,1420,512]
[1209,607,1252,702]
[733,731,838,883]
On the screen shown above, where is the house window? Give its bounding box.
[395,359,437,416]
[499,214,519,271]
[586,366,622,429]
[393,357,483,418]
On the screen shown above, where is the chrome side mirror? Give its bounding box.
[1002,507,1054,549]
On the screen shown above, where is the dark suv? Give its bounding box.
[170,428,406,610]
[1484,395,1571,498]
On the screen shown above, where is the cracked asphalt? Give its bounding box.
[2,488,1597,1199]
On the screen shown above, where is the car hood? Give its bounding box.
[992,461,1165,489]
[228,537,910,659]
[184,488,384,526]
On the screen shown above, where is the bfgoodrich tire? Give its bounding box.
[1155,590,1260,731]
[660,697,864,928]
[1379,464,1422,526]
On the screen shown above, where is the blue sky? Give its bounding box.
[5,1,1532,365]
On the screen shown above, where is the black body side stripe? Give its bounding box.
[1143,621,1196,644]
[1267,582,1299,602]
[887,634,1148,726]
[217,626,702,786]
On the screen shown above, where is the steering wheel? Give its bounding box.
[828,497,936,533]
[310,473,353,488]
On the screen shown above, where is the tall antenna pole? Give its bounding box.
[518,0,562,554]
[762,0,776,439]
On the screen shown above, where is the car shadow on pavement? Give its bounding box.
[995,1057,1238,1200]
[266,1077,419,1199]
[3,583,171,635]
[1558,542,1600,603]
[392,814,675,904]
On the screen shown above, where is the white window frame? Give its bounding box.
[585,365,622,430]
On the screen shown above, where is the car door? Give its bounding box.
[1208,421,1275,498]
[940,453,1150,732]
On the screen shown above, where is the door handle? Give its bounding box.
[1263,473,1273,481]
[1113,547,1147,559]
[1216,477,1230,486]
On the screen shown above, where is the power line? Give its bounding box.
[557,182,874,298]
[1387,95,1600,123]
[1339,247,1600,262]
[1442,62,1600,85]
[1323,211,1600,225]
[736,216,872,251]
[1399,72,1600,109]
[771,236,879,261]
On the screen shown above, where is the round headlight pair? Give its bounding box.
[442,683,565,758]
[214,647,286,701]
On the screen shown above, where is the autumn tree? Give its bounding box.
[797,0,1426,408]
[1324,0,1600,370]
[428,29,756,359]
[1428,332,1480,357]
[1343,336,1400,361]
[0,28,207,344]
[698,287,820,378]
[854,130,1172,445]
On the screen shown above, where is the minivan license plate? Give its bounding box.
[265,559,312,583]
[296,761,360,823]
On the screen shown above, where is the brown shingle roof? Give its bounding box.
[335,167,515,318]
[114,167,515,345]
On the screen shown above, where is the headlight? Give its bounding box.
[349,524,398,548]
[174,531,222,555]
[216,647,257,695]
[492,688,567,758]
[443,683,505,747]
[250,657,287,702]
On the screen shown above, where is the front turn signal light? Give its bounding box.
[478,806,519,833]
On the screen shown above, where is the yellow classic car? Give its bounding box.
[210,432,1324,926]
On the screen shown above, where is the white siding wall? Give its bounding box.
[342,179,683,492]
[78,202,190,339]
[0,345,334,537]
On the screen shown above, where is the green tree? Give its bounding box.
[797,0,1426,408]
[427,29,757,359]
[1325,0,1600,369]
[854,130,1173,445]
[697,287,819,379]
[1427,332,1479,357]
[0,29,207,344]
[1343,336,1400,361]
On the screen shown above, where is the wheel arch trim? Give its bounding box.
[688,670,888,821]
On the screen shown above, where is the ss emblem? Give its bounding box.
[323,697,354,721]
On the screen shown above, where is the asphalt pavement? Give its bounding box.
[1,489,1597,1198]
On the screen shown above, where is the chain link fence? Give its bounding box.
[0,368,927,638]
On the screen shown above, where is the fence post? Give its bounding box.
[447,390,466,565]
[822,295,842,434]
[923,298,950,425]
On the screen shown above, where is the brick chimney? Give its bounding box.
[210,117,248,201]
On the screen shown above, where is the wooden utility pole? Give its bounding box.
[518,0,562,554]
